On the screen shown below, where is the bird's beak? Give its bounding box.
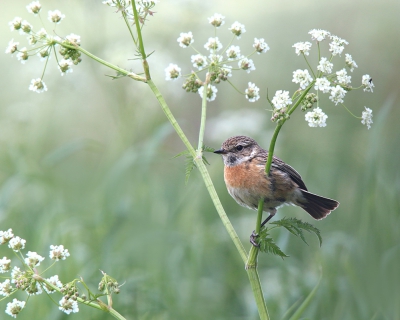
[214,148,227,155]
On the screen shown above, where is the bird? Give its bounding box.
[214,136,339,245]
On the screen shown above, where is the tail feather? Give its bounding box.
[300,190,339,220]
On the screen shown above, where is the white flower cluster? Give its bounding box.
[278,29,374,129]
[0,228,72,316]
[6,2,83,93]
[165,13,269,103]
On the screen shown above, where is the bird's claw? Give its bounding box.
[250,230,260,247]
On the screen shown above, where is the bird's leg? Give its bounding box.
[250,209,276,247]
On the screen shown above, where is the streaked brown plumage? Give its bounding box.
[214,136,339,227]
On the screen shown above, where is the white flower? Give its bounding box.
[208,13,225,27]
[29,78,48,93]
[204,37,222,51]
[292,42,312,56]
[0,257,11,273]
[272,90,292,109]
[38,48,50,61]
[314,77,331,93]
[26,1,41,14]
[9,17,23,31]
[48,10,65,24]
[361,107,373,129]
[309,29,330,42]
[345,53,358,72]
[226,45,241,60]
[8,236,26,252]
[24,251,45,267]
[66,33,81,45]
[229,21,246,38]
[11,266,23,283]
[329,85,346,105]
[59,297,79,314]
[329,35,348,56]
[20,20,32,34]
[43,275,63,294]
[16,47,29,64]
[36,28,47,39]
[317,57,333,74]
[238,58,255,73]
[208,54,223,65]
[58,59,73,76]
[5,299,26,318]
[362,74,374,92]
[0,229,14,244]
[49,245,70,260]
[253,38,269,54]
[336,68,351,86]
[177,32,194,48]
[245,82,260,102]
[25,281,42,296]
[191,54,207,69]
[198,85,218,102]
[292,69,313,89]
[164,63,181,81]
[0,279,13,297]
[305,107,328,127]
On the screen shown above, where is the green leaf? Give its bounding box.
[270,217,322,246]
[174,147,213,183]
[258,231,289,258]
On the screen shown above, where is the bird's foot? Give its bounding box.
[250,231,260,247]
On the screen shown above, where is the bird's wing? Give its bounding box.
[271,156,308,191]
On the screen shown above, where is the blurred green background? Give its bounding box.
[1,0,399,319]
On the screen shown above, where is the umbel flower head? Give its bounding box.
[271,28,375,129]
[165,13,269,102]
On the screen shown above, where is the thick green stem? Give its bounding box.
[247,267,270,320]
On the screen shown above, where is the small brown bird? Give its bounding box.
[214,136,339,240]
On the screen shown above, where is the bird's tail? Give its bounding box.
[299,190,339,220]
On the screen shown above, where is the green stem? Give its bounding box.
[197,73,211,154]
[247,267,270,320]
[56,42,146,82]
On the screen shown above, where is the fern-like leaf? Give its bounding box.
[258,235,289,258]
[270,217,322,246]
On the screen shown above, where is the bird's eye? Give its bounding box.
[236,145,244,151]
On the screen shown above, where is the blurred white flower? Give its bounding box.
[164,63,181,80]
[26,1,42,15]
[29,78,48,93]
[204,37,222,51]
[292,42,312,56]
[226,45,241,60]
[361,107,373,129]
[48,10,65,24]
[238,58,255,73]
[253,38,269,54]
[229,21,246,38]
[362,74,374,92]
[5,299,25,318]
[309,29,330,42]
[198,85,218,102]
[245,82,260,102]
[208,13,225,27]
[177,32,194,48]
[345,53,358,72]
